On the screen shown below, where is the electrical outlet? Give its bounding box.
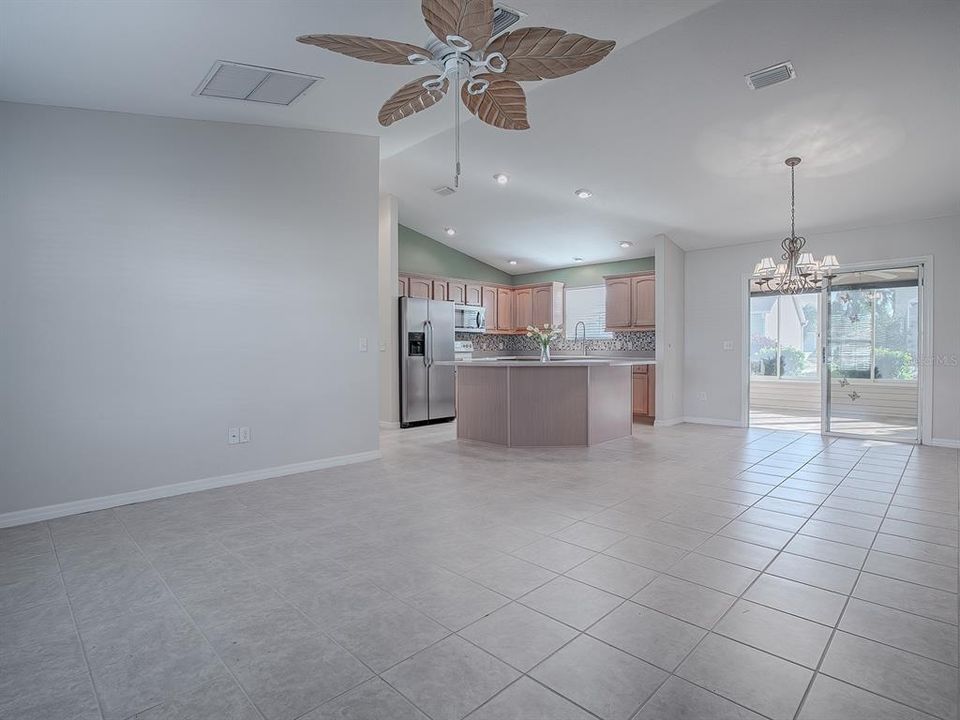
[359,337,368,352]
[239,426,251,443]
[228,427,240,445]
[722,340,734,351]
[697,391,708,402]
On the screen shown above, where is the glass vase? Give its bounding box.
[540,344,550,363]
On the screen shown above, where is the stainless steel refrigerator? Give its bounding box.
[400,297,456,427]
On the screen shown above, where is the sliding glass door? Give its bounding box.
[822,265,921,442]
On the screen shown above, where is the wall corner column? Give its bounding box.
[378,194,400,428]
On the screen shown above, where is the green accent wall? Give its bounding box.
[398,225,512,284]
[510,257,655,287]
[398,224,654,287]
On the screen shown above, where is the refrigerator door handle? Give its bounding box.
[425,320,433,367]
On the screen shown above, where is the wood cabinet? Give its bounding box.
[397,272,563,335]
[514,288,532,330]
[465,284,482,306]
[407,276,432,299]
[605,272,655,331]
[481,286,498,330]
[631,275,655,328]
[496,288,515,331]
[605,278,632,328]
[632,365,656,419]
[531,283,564,329]
[447,281,467,304]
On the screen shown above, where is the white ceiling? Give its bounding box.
[3,0,958,273]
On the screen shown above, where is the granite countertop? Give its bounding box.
[441,355,655,367]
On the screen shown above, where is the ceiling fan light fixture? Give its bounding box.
[493,173,510,185]
[575,189,593,199]
[619,241,632,248]
[444,227,456,236]
[508,259,518,265]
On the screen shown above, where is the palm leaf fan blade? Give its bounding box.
[296,34,431,65]
[488,27,615,81]
[379,77,449,127]
[461,79,529,130]
[421,0,493,50]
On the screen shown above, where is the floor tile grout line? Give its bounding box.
[608,433,861,720]
[45,522,107,720]
[109,507,275,720]
[791,443,921,720]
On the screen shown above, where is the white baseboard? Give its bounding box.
[928,437,960,449]
[682,416,746,428]
[0,449,382,529]
[378,420,401,430]
[653,417,685,427]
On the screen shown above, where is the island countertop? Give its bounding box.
[438,356,655,367]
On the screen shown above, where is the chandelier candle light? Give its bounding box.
[753,157,839,294]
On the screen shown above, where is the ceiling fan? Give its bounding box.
[297,0,615,189]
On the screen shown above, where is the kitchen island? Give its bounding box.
[446,357,655,447]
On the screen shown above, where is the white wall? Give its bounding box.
[0,102,381,522]
[378,194,400,427]
[683,215,960,445]
[655,234,685,424]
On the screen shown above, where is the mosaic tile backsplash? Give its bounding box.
[459,331,655,354]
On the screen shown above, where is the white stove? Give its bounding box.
[454,340,474,362]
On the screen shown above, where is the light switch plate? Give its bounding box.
[239,426,250,443]
[722,340,734,351]
[359,337,368,352]
[228,427,240,445]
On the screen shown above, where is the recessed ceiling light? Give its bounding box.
[619,241,632,248]
[444,227,456,236]
[573,257,584,263]
[574,188,593,199]
[508,259,518,265]
[493,173,510,185]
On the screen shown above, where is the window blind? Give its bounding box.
[564,285,613,339]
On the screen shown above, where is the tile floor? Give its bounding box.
[1,422,958,720]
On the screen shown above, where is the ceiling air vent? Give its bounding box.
[194,61,322,105]
[492,4,526,38]
[433,185,457,197]
[745,61,796,90]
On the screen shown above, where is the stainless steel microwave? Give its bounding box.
[454,304,485,333]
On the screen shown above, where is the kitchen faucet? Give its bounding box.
[573,321,588,356]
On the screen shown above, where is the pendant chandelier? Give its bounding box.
[752,157,839,294]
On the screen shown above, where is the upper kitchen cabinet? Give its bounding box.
[605,277,632,328]
[464,284,482,306]
[448,281,467,304]
[407,276,432,299]
[532,283,564,328]
[432,280,449,302]
[496,288,515,331]
[631,275,655,328]
[605,272,655,331]
[514,288,532,330]
[481,286,498,329]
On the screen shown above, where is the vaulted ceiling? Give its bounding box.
[3,0,958,272]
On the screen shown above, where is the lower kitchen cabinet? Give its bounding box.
[632,365,656,421]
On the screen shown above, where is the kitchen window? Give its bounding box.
[564,285,612,339]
